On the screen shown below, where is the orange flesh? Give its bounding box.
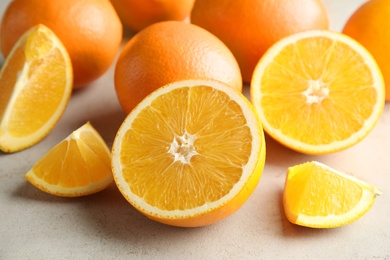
[119,86,253,211]
[31,130,111,188]
[0,29,67,137]
[285,163,362,217]
[260,36,377,145]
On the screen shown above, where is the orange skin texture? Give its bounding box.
[191,0,329,83]
[343,0,390,101]
[114,21,243,114]
[110,0,195,31]
[0,0,123,88]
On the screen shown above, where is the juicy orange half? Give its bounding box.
[111,79,266,227]
[283,161,381,228]
[251,30,385,154]
[0,24,73,153]
[25,122,113,197]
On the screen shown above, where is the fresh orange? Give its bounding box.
[0,24,73,153]
[111,79,265,227]
[342,0,390,101]
[25,122,113,197]
[283,161,381,228]
[110,0,195,31]
[114,21,243,114]
[250,30,385,154]
[191,0,329,82]
[0,0,122,88]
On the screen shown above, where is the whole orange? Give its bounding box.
[114,21,243,114]
[342,0,390,101]
[110,0,195,31]
[0,0,123,88]
[191,0,329,83]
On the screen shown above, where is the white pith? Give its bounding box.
[302,79,330,104]
[168,131,198,164]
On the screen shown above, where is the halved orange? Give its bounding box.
[283,161,381,228]
[111,79,266,227]
[0,24,73,153]
[251,30,385,154]
[25,122,113,197]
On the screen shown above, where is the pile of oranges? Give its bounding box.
[1,0,389,101]
[0,0,387,228]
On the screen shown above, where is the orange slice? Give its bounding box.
[250,30,385,154]
[111,79,266,227]
[0,24,73,153]
[25,122,113,197]
[283,161,381,228]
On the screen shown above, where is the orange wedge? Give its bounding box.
[0,24,73,153]
[251,30,385,154]
[111,79,266,227]
[283,161,381,228]
[25,122,113,197]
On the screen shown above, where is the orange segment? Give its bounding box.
[251,30,385,154]
[0,24,73,153]
[283,161,381,228]
[25,122,113,197]
[112,79,265,227]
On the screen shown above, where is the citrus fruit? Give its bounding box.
[0,24,73,153]
[110,0,195,31]
[283,161,381,228]
[114,21,243,114]
[111,79,265,227]
[250,30,385,155]
[25,122,113,197]
[0,0,122,88]
[191,0,329,82]
[342,0,390,101]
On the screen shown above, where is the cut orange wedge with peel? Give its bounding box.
[251,30,385,154]
[25,122,113,197]
[111,79,266,227]
[283,161,381,228]
[0,24,73,153]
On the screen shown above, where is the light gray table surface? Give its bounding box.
[1,0,389,259]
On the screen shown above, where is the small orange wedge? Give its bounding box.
[251,30,385,154]
[25,122,113,197]
[0,24,73,153]
[283,161,381,228]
